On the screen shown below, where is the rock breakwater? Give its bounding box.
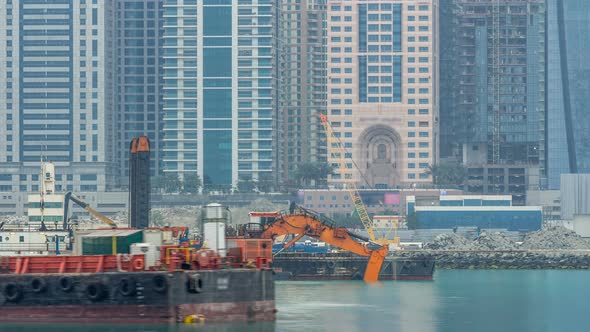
[394,250,590,269]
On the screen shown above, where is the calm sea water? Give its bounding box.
[3,270,590,332]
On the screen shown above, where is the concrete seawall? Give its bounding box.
[392,250,590,269]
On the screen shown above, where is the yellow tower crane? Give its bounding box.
[319,114,398,246]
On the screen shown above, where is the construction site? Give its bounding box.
[440,0,546,201]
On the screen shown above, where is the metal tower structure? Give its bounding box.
[491,0,501,164]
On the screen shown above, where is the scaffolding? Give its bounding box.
[448,0,545,166]
[491,0,501,164]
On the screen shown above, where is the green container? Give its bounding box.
[82,230,143,255]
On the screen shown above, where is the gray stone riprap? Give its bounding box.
[423,233,475,250]
[520,226,590,250]
[401,227,590,269]
[393,250,590,269]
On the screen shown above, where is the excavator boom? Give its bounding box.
[260,210,387,282]
[64,192,117,228]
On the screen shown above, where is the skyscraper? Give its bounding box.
[115,0,162,181]
[279,0,327,183]
[440,0,546,182]
[546,0,590,189]
[161,0,278,191]
[0,0,117,192]
[326,0,439,189]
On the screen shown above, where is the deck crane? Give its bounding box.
[259,207,388,282]
[63,192,117,229]
[319,114,397,246]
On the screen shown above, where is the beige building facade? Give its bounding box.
[326,0,439,189]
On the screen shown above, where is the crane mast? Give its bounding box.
[319,114,377,242]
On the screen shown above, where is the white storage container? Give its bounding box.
[203,222,226,257]
[203,203,225,220]
[130,243,161,269]
[143,229,163,246]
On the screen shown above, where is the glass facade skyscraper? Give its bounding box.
[0,0,117,192]
[547,0,590,189]
[162,0,278,189]
[115,0,162,180]
[162,0,277,191]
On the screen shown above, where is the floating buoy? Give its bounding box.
[183,314,206,324]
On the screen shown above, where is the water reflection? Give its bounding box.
[5,271,590,332]
[276,279,436,332]
[0,322,276,332]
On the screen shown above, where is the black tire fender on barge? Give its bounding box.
[3,283,22,302]
[153,275,167,293]
[187,274,202,293]
[30,277,47,293]
[85,282,106,301]
[59,276,74,292]
[118,277,136,296]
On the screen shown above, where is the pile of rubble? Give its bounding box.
[0,215,27,225]
[423,233,475,250]
[424,226,590,251]
[520,226,590,250]
[151,206,200,227]
[472,231,518,251]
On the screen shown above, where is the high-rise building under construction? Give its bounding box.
[440,0,546,199]
[279,0,328,183]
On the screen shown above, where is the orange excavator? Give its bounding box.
[257,206,388,282]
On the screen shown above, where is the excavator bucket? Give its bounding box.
[363,246,388,282]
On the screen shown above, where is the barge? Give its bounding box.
[0,142,277,324]
[0,253,275,323]
[272,253,435,281]
[244,210,435,281]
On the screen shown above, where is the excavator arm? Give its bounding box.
[260,212,387,282]
[64,192,117,228]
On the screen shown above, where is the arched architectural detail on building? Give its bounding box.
[357,125,402,188]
